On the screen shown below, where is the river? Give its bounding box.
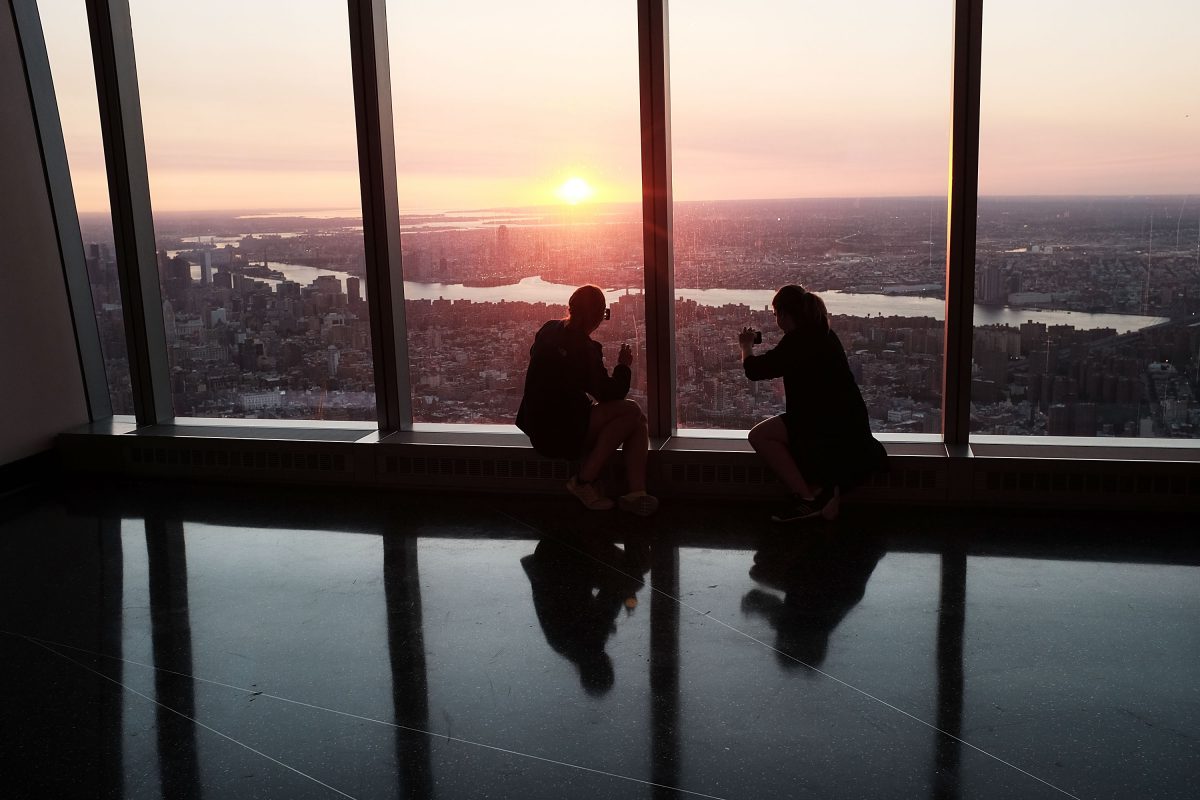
[189,266,1168,335]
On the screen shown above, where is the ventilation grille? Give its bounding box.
[974,466,1200,499]
[666,459,943,497]
[669,463,773,486]
[380,454,570,482]
[865,467,941,492]
[127,444,347,475]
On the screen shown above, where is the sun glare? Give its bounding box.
[557,176,594,205]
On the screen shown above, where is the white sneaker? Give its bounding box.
[618,492,659,516]
[566,477,614,510]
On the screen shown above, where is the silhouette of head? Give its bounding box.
[578,652,616,695]
[522,536,634,698]
[772,284,829,337]
[568,284,606,333]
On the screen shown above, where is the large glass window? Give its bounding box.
[973,1,1200,438]
[670,1,952,434]
[128,1,374,420]
[40,0,134,414]
[387,0,646,425]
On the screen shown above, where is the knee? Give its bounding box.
[747,423,768,450]
[621,399,645,422]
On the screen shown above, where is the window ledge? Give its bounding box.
[970,435,1200,463]
[61,418,1200,463]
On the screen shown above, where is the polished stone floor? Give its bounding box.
[1,479,1197,799]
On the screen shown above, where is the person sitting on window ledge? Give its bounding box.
[516,284,658,516]
[739,284,887,522]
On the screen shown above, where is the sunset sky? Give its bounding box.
[39,0,1199,214]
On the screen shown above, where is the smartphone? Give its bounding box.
[753,331,763,345]
[603,308,611,321]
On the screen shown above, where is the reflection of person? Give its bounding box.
[516,285,658,515]
[520,536,648,695]
[742,531,884,668]
[739,285,887,522]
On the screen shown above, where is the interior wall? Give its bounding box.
[0,7,89,466]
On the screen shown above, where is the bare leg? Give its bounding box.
[622,407,650,493]
[579,400,640,484]
[748,416,820,498]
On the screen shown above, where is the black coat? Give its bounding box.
[516,320,631,459]
[743,328,887,488]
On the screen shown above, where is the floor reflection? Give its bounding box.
[145,517,200,799]
[741,530,886,668]
[650,537,680,800]
[12,484,1187,799]
[935,548,966,800]
[383,533,433,798]
[521,532,650,695]
[99,518,124,800]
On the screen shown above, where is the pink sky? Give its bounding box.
[39,0,1199,213]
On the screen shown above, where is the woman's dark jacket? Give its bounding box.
[516,319,631,458]
[743,328,887,488]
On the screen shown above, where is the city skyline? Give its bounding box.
[75,196,1200,439]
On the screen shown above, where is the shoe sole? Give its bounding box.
[771,509,822,522]
[772,487,839,523]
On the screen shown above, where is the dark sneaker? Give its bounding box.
[771,486,837,523]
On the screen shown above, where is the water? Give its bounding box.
[186,268,1168,335]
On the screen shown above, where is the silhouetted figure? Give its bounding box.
[741,531,885,668]
[517,285,658,515]
[739,285,887,522]
[521,535,648,695]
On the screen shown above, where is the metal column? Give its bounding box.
[638,0,676,438]
[85,0,172,425]
[942,0,984,446]
[348,0,412,432]
[10,0,113,421]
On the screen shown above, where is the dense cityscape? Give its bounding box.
[80,197,1200,438]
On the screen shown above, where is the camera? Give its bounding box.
[603,308,611,321]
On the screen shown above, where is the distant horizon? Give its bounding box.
[73,193,1200,219]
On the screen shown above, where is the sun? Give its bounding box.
[557,176,594,205]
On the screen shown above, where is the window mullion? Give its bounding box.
[12,0,113,421]
[943,0,984,446]
[638,0,676,439]
[348,0,412,433]
[85,0,172,426]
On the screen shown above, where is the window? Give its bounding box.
[973,0,1200,439]
[40,0,134,414]
[387,0,646,425]
[128,0,375,420]
[670,1,953,435]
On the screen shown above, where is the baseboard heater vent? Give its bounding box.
[379,454,570,485]
[127,443,349,477]
[865,466,941,492]
[973,463,1200,504]
[661,455,947,503]
[668,463,773,486]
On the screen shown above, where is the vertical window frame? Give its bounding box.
[11,0,113,421]
[348,0,412,433]
[84,0,172,426]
